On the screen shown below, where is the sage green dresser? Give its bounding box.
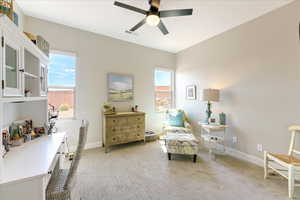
[102,112,145,152]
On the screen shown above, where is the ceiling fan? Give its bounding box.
[114,0,193,35]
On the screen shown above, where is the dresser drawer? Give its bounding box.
[107,117,128,126]
[128,116,144,124]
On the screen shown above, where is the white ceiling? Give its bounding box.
[16,0,293,53]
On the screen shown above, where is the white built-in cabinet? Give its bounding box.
[0,14,49,99]
[0,14,50,162]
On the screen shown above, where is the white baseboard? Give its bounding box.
[226,147,264,167]
[85,141,102,150]
[69,141,102,152]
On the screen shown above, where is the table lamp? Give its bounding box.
[202,89,220,124]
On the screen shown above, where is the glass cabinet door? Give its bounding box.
[40,64,47,96]
[2,35,23,96]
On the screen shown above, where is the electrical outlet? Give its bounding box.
[257,144,263,152]
[232,136,237,144]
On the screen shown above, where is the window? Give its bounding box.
[48,51,76,119]
[154,68,174,112]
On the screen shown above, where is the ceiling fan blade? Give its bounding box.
[114,1,147,15]
[157,20,169,35]
[159,9,193,18]
[130,18,147,32]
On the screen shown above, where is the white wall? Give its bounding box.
[176,1,300,158]
[24,16,176,147]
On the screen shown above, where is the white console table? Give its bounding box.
[0,132,66,200]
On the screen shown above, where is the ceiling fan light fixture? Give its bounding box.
[146,14,160,26]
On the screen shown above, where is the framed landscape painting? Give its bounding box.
[108,73,134,102]
[186,85,196,100]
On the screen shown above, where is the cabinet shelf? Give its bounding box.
[24,72,39,79]
[5,65,16,71]
[0,96,47,103]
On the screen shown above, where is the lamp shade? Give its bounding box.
[202,89,220,102]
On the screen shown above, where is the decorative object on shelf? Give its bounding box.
[24,32,37,44]
[25,89,32,97]
[186,85,196,100]
[23,32,49,56]
[8,119,33,146]
[219,112,226,125]
[2,127,10,156]
[112,106,116,113]
[201,89,220,124]
[34,127,45,135]
[9,122,24,146]
[12,11,17,25]
[0,0,13,20]
[107,73,134,102]
[36,35,50,56]
[48,104,58,134]
[131,106,135,112]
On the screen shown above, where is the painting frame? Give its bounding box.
[186,85,196,100]
[107,73,134,102]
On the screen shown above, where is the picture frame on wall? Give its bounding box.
[107,73,134,102]
[186,85,196,100]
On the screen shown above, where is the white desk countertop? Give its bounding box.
[0,132,65,185]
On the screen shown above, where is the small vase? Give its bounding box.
[219,113,226,125]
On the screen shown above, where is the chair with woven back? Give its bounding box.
[46,120,89,200]
[264,126,300,199]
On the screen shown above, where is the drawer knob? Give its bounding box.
[113,138,116,141]
[48,170,52,174]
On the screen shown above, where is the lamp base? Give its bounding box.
[205,101,212,124]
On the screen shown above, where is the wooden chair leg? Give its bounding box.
[288,165,295,199]
[264,151,269,179]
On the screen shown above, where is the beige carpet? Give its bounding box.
[76,141,293,200]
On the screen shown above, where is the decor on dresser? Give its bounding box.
[103,102,115,114]
[107,73,134,102]
[102,112,145,153]
[202,89,220,124]
[186,85,196,100]
[219,112,226,125]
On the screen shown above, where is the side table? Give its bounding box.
[198,122,228,160]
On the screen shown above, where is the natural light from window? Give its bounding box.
[154,69,173,112]
[48,52,76,119]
